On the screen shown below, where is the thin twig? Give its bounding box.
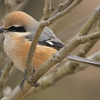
[50,0,75,18]
[88,50,100,61]
[42,0,54,20]
[5,0,26,16]
[78,31,100,43]
[77,38,99,57]
[78,5,100,36]
[0,61,13,97]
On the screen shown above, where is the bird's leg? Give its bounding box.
[19,69,27,90]
[23,69,27,79]
[19,68,40,90]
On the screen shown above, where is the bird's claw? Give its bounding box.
[19,78,26,90]
[32,82,40,87]
[19,69,27,90]
[19,69,40,90]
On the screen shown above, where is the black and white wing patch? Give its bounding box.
[38,40,64,50]
[25,25,64,50]
[37,27,64,50]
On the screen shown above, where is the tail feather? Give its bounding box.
[67,54,100,67]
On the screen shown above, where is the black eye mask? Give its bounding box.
[7,26,26,32]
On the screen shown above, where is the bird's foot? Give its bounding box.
[19,69,27,90]
[19,69,40,90]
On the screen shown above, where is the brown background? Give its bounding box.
[0,0,100,100]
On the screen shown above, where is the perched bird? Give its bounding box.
[0,11,100,73]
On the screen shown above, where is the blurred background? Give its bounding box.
[0,0,100,100]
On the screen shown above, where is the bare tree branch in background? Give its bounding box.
[0,61,13,97]
[77,38,99,57]
[88,50,100,60]
[42,0,55,20]
[50,0,76,18]
[4,0,28,17]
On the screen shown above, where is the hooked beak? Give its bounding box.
[0,27,4,33]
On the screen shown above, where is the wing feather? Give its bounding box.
[25,26,64,50]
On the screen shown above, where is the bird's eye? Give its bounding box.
[7,26,26,32]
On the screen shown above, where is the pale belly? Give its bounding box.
[4,37,28,72]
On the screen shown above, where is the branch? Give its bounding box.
[25,24,45,82]
[76,18,100,57]
[46,0,83,25]
[42,0,55,20]
[95,18,100,31]
[24,20,100,99]
[0,53,8,76]
[5,0,26,16]
[50,0,75,17]
[78,30,100,43]
[0,61,13,97]
[88,50,100,61]
[66,32,100,68]
[77,38,99,57]
[78,5,100,36]
[30,29,100,82]
[1,97,7,100]
[25,50,100,97]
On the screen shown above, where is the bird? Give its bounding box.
[0,11,100,73]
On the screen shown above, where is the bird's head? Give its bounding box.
[0,11,39,38]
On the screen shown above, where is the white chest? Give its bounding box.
[4,34,17,58]
[3,34,25,72]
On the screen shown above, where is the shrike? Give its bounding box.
[0,11,100,73]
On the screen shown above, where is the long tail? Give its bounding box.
[67,54,100,67]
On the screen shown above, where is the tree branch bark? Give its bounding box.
[50,0,75,18]
[25,50,100,97]
[0,61,13,97]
